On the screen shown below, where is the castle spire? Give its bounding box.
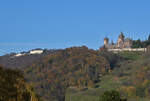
[119,32,125,39]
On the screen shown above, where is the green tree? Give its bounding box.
[99,90,127,101]
[132,39,142,48]
[136,86,145,97]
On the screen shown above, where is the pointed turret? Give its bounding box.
[119,32,125,40]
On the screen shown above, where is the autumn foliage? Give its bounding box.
[25,46,111,101]
[0,66,39,101]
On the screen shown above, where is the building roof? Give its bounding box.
[125,38,132,42]
[104,37,109,40]
[119,32,125,39]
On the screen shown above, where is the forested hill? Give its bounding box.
[0,46,121,101]
[24,46,114,101]
[1,46,150,101]
[0,49,61,69]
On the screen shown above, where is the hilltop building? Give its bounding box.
[104,32,133,49]
[103,32,146,52]
[14,49,43,57]
[30,49,43,54]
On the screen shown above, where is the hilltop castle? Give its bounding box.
[103,32,146,52]
[104,32,133,49]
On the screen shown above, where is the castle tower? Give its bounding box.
[119,32,125,41]
[104,37,109,48]
[116,32,125,48]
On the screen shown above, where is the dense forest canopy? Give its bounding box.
[0,66,40,101]
[24,46,112,101]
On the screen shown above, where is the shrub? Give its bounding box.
[136,86,145,97]
[99,90,127,101]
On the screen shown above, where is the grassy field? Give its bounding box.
[65,74,150,101]
[65,74,120,101]
[66,71,150,101]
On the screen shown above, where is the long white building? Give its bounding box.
[29,50,43,54]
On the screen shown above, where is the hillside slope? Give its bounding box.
[1,47,150,101]
[24,46,111,101]
[66,51,150,101]
[0,49,60,69]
